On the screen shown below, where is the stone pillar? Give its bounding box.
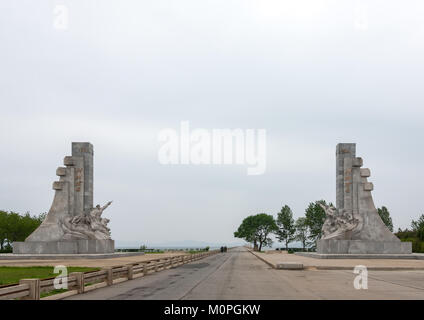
[343,157,353,214]
[19,279,40,300]
[127,265,134,280]
[105,268,113,286]
[336,143,356,210]
[70,272,85,294]
[352,157,363,216]
[72,143,94,213]
[63,155,84,217]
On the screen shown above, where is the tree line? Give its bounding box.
[0,211,45,252]
[234,201,423,251]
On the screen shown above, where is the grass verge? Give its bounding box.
[0,266,99,286]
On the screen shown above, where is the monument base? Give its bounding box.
[295,252,423,260]
[12,240,115,254]
[316,239,412,254]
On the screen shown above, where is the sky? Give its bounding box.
[0,0,423,247]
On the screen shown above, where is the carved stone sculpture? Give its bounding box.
[320,204,362,240]
[13,143,115,254]
[61,201,113,240]
[316,143,411,254]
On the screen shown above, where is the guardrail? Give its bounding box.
[0,250,220,300]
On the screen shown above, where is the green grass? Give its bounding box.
[40,288,69,299]
[0,266,99,286]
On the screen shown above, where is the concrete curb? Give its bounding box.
[313,266,424,271]
[295,252,424,260]
[249,250,424,271]
[248,250,276,269]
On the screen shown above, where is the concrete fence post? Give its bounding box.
[127,265,134,280]
[105,268,113,286]
[143,264,148,276]
[70,272,85,294]
[19,279,40,300]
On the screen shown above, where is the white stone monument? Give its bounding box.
[316,143,411,254]
[13,143,115,254]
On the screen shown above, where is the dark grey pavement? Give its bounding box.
[66,247,424,300]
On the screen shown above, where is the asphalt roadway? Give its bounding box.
[66,247,424,300]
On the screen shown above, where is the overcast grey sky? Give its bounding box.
[0,0,423,246]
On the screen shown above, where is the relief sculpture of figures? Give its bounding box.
[320,203,361,240]
[61,201,113,240]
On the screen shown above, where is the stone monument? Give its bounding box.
[13,143,115,254]
[316,143,411,254]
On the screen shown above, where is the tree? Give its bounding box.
[295,217,310,251]
[234,215,259,249]
[0,210,45,251]
[377,206,393,232]
[411,214,424,241]
[0,211,7,250]
[305,200,330,243]
[234,213,278,251]
[276,205,296,250]
[253,214,278,251]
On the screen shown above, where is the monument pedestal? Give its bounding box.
[13,240,115,254]
[317,239,412,254]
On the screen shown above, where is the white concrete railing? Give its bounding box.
[0,250,220,300]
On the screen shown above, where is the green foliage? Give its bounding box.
[394,214,424,253]
[294,217,310,250]
[396,228,416,239]
[234,213,278,251]
[411,214,424,241]
[276,205,296,250]
[0,211,45,252]
[234,215,258,245]
[40,288,68,298]
[304,200,329,242]
[395,228,424,253]
[377,206,393,232]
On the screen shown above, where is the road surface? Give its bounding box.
[67,247,424,299]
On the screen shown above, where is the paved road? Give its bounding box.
[67,247,424,300]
